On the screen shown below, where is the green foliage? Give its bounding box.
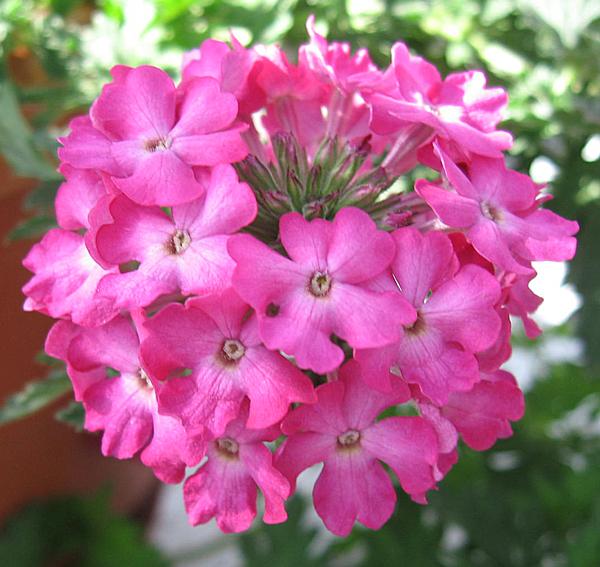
[0,81,59,180]
[239,496,326,567]
[0,369,71,425]
[0,491,168,567]
[55,400,85,431]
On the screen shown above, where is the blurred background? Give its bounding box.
[0,0,599,565]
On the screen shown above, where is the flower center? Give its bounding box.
[405,312,427,336]
[167,229,191,255]
[309,271,332,297]
[216,437,239,458]
[480,202,502,222]
[221,339,246,363]
[136,368,153,390]
[337,429,361,450]
[144,137,171,152]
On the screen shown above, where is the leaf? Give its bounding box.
[0,370,72,426]
[55,401,85,432]
[0,81,61,181]
[5,215,57,242]
[0,491,168,567]
[238,496,325,567]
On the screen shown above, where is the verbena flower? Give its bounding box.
[21,16,578,536]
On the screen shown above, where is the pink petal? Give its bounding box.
[173,164,257,237]
[95,195,174,265]
[240,443,289,525]
[314,452,396,536]
[170,128,248,166]
[424,264,501,352]
[281,380,347,436]
[274,432,336,492]
[362,416,438,497]
[330,283,415,349]
[391,228,458,306]
[415,180,480,227]
[184,455,257,532]
[58,116,120,174]
[170,77,240,137]
[66,315,139,373]
[55,166,107,230]
[279,213,333,269]
[83,377,154,459]
[400,339,480,405]
[339,360,410,428]
[22,229,118,327]
[327,208,396,283]
[141,412,203,483]
[113,149,204,206]
[91,65,176,139]
[238,346,316,429]
[444,372,525,450]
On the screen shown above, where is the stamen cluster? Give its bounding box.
[22,17,578,535]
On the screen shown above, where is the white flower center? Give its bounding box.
[480,202,502,222]
[216,437,239,457]
[337,429,361,449]
[309,271,332,297]
[136,368,153,390]
[168,229,191,255]
[222,339,246,363]
[144,137,171,152]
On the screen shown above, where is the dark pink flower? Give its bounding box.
[94,164,257,309]
[416,147,579,274]
[55,165,109,230]
[228,207,416,374]
[182,36,265,116]
[59,66,248,206]
[184,405,289,533]
[369,43,512,158]
[46,315,204,483]
[419,370,525,452]
[253,45,327,152]
[275,361,438,536]
[22,229,118,327]
[356,227,501,405]
[141,289,316,437]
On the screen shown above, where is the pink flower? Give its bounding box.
[419,370,525,452]
[253,45,327,152]
[369,43,512,158]
[55,165,109,230]
[356,227,501,405]
[228,207,417,374]
[416,147,579,274]
[275,361,438,536]
[22,229,118,327]
[182,36,265,116]
[94,164,257,309]
[59,66,248,206]
[141,289,316,437]
[184,405,289,533]
[45,315,204,483]
[502,271,543,338]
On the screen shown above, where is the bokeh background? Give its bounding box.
[0,1,599,565]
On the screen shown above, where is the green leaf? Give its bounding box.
[0,81,60,181]
[6,215,58,242]
[0,491,168,567]
[0,370,72,426]
[55,401,85,431]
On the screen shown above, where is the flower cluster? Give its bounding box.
[23,18,577,536]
